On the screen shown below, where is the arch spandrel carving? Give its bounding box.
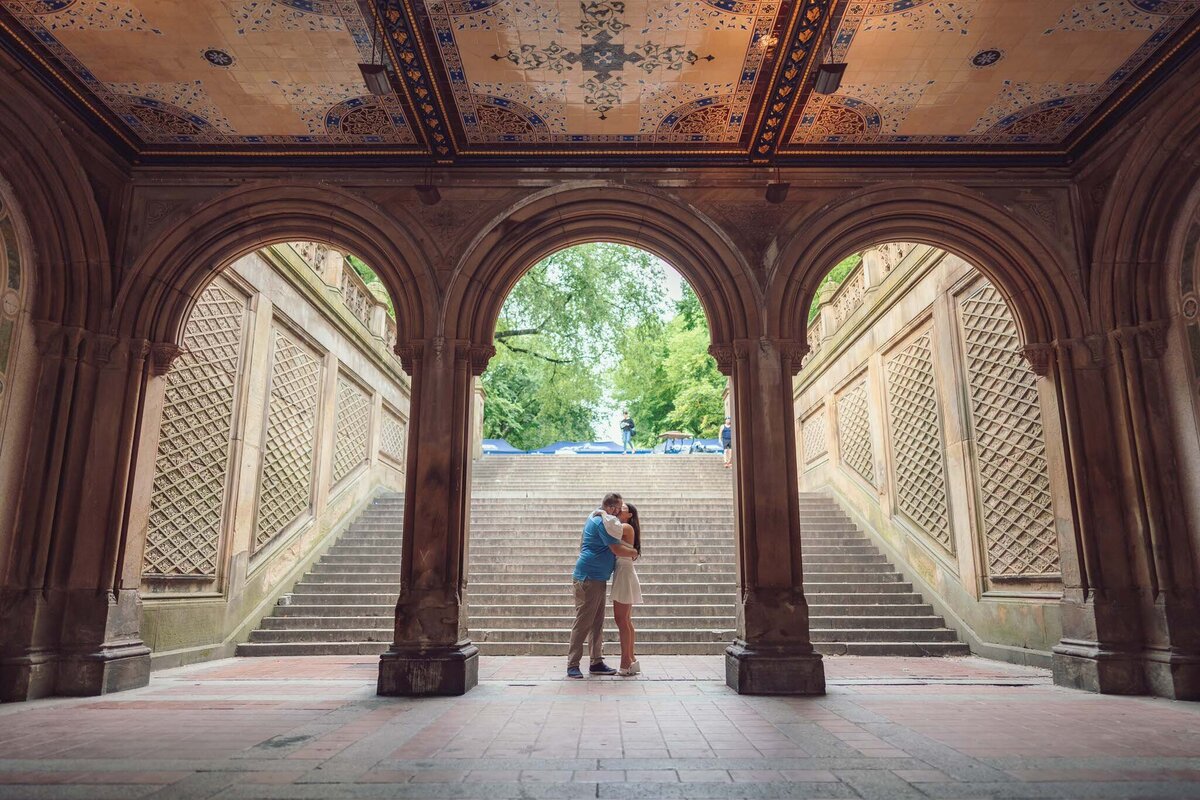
[765,182,1089,351]
[442,184,760,353]
[115,182,438,352]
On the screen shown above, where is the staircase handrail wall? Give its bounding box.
[138,245,411,670]
[794,244,1065,662]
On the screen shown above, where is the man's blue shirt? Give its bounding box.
[573,513,619,581]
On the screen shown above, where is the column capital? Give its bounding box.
[147,342,184,376]
[710,338,809,376]
[1108,319,1170,361]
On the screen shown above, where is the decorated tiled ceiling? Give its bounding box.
[0,0,1196,160]
[785,0,1200,148]
[0,0,418,146]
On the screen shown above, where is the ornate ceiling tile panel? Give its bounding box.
[787,0,1200,147]
[418,0,788,147]
[1,0,417,145]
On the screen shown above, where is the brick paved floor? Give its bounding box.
[1,656,1198,799]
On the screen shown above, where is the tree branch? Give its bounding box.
[495,328,542,340]
[498,338,573,364]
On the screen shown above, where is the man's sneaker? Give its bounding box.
[566,666,584,679]
[589,661,617,675]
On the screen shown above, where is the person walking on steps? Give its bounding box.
[721,416,733,468]
[620,411,636,454]
[567,493,640,679]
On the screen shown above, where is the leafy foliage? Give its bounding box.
[482,243,670,450]
[613,285,726,446]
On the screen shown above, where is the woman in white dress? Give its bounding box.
[612,502,643,676]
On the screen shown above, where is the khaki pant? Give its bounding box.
[567,578,607,668]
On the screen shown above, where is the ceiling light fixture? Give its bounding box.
[415,168,441,205]
[765,165,790,204]
[415,184,441,206]
[358,9,392,96]
[812,12,846,96]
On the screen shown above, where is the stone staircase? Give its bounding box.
[236,493,403,656]
[239,457,967,657]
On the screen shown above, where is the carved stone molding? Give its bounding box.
[85,333,121,366]
[148,342,185,376]
[778,339,811,376]
[1021,343,1055,377]
[460,343,496,376]
[708,343,733,376]
[1109,320,1170,361]
[395,342,420,375]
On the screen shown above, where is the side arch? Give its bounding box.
[0,69,111,329]
[1091,52,1200,329]
[766,183,1088,348]
[443,184,760,349]
[114,182,436,348]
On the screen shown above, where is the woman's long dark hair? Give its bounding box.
[626,503,641,555]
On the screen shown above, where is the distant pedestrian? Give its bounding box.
[720,416,733,468]
[620,410,636,454]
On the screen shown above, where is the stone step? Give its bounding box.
[466,581,736,594]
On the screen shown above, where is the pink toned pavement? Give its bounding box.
[0,655,1198,799]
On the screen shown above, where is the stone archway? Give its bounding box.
[377,184,826,696]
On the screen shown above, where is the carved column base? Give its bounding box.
[54,641,151,697]
[377,643,479,697]
[1141,648,1200,701]
[725,641,826,696]
[0,651,58,702]
[1052,639,1144,694]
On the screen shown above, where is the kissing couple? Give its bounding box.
[566,492,643,678]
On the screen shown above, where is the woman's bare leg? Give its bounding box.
[613,602,633,669]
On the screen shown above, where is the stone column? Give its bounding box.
[377,338,492,696]
[0,325,167,700]
[472,379,486,461]
[1107,323,1199,699]
[711,338,825,695]
[1027,338,1146,694]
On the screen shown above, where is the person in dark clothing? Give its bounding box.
[720,416,733,468]
[620,410,635,454]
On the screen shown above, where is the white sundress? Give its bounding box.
[611,553,642,605]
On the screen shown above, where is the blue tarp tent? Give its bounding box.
[531,440,624,454]
[481,438,525,454]
[693,438,723,453]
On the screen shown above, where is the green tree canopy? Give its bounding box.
[613,285,726,447]
[482,243,670,451]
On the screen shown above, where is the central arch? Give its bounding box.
[444,184,761,351]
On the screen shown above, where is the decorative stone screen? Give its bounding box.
[255,329,322,551]
[884,331,953,553]
[143,282,247,578]
[380,408,407,464]
[332,373,371,484]
[959,282,1060,578]
[801,406,827,464]
[837,379,875,486]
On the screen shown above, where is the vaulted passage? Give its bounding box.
[2,0,1200,745]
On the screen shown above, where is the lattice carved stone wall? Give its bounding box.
[802,407,827,464]
[332,374,371,484]
[960,282,1060,577]
[885,331,953,553]
[255,330,321,551]
[837,379,875,485]
[380,408,407,463]
[144,282,246,577]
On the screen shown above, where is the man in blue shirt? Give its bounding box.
[567,492,639,678]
